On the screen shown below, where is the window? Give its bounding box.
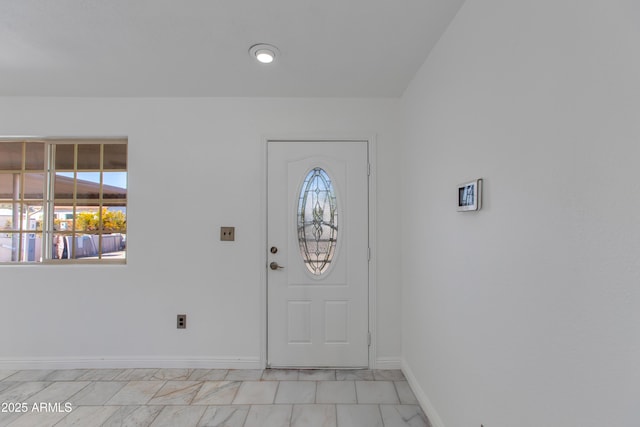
[0,138,127,263]
[297,167,338,275]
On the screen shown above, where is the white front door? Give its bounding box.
[267,140,369,368]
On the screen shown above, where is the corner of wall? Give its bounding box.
[401,358,446,427]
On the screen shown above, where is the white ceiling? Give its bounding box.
[0,0,465,98]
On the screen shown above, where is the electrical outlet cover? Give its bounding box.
[177,314,187,329]
[220,226,235,241]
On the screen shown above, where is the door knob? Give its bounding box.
[270,261,285,270]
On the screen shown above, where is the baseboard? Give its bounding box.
[0,356,262,371]
[401,358,446,427]
[374,357,402,369]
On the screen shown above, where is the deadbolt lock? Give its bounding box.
[270,246,278,254]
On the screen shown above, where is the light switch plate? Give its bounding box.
[220,226,235,241]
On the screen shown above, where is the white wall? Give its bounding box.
[401,1,640,426]
[0,97,402,368]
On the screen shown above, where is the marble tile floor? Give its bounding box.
[0,368,431,427]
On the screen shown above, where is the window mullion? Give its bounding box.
[99,144,104,259]
[43,143,56,261]
[11,170,21,262]
[17,142,26,261]
[72,144,78,260]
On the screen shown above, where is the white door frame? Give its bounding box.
[260,135,377,369]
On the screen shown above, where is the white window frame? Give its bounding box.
[0,137,127,264]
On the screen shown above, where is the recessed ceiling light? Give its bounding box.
[249,43,280,64]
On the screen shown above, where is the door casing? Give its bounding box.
[260,135,378,369]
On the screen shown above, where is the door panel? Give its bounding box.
[267,140,369,368]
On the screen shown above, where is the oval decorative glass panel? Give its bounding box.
[297,167,338,275]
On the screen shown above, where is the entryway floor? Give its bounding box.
[0,368,431,426]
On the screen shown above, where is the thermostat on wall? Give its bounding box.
[457,179,482,212]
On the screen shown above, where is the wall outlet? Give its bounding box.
[177,314,187,329]
[220,226,235,241]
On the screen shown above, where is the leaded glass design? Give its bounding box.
[297,167,338,275]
